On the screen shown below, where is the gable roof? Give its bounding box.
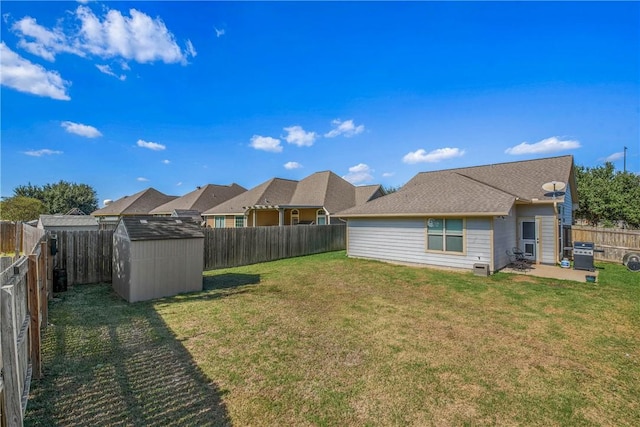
[338,155,575,217]
[92,188,177,217]
[149,183,247,215]
[117,216,204,241]
[203,178,298,215]
[39,215,98,227]
[202,171,382,216]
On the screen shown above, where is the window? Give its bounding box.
[426,218,464,253]
[291,209,299,225]
[234,215,245,228]
[316,209,327,225]
[214,216,225,228]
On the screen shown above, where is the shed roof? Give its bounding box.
[338,155,575,217]
[118,217,204,241]
[39,215,99,227]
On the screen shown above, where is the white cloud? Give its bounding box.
[12,16,83,61]
[0,42,71,100]
[283,125,318,147]
[162,159,170,164]
[176,181,183,186]
[284,161,302,170]
[96,64,126,80]
[137,139,166,151]
[61,121,102,138]
[505,136,581,155]
[250,135,282,153]
[185,40,197,58]
[12,6,192,65]
[24,149,63,157]
[600,152,624,162]
[343,163,374,184]
[214,27,225,38]
[403,147,465,164]
[325,119,365,138]
[382,172,395,177]
[137,177,149,182]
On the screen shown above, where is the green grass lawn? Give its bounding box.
[26,251,639,426]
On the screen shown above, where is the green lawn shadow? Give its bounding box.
[25,283,231,427]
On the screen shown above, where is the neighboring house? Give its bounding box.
[37,215,99,232]
[149,183,247,220]
[202,171,383,228]
[91,188,177,225]
[337,155,577,273]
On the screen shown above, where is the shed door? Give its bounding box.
[518,218,538,262]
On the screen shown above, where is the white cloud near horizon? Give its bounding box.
[0,42,71,100]
[137,177,149,182]
[284,161,302,170]
[162,159,171,164]
[343,163,374,184]
[325,119,365,138]
[600,151,624,162]
[382,172,395,178]
[137,139,166,151]
[61,121,102,138]
[283,125,318,147]
[505,136,581,155]
[24,148,63,157]
[250,135,282,153]
[403,147,465,164]
[96,64,126,80]
[11,6,194,65]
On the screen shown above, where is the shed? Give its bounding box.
[112,217,204,302]
[38,214,99,232]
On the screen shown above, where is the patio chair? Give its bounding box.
[506,249,529,271]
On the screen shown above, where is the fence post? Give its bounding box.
[39,240,48,327]
[1,285,25,426]
[27,255,41,380]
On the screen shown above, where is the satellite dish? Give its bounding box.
[542,181,566,198]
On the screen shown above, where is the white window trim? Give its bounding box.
[425,218,466,255]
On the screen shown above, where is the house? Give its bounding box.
[37,215,99,232]
[149,183,247,221]
[91,187,177,226]
[112,216,204,302]
[202,171,384,228]
[337,155,577,273]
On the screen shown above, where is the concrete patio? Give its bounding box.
[500,263,599,283]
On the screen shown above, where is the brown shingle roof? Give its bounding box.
[92,188,177,217]
[149,183,246,215]
[119,216,204,241]
[338,155,575,217]
[203,178,298,215]
[203,171,381,216]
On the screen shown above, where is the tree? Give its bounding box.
[575,163,640,228]
[382,185,402,195]
[0,196,47,221]
[12,180,99,215]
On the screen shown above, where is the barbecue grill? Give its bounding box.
[573,241,595,271]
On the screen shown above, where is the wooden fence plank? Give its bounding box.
[571,226,640,262]
[1,285,25,427]
[27,255,41,380]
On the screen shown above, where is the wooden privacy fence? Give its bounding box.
[1,234,51,427]
[572,225,640,262]
[51,230,114,286]
[0,222,22,254]
[204,224,346,270]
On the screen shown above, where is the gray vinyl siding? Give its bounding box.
[347,218,492,270]
[561,187,573,226]
[493,209,517,270]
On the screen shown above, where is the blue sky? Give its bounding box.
[1,1,638,206]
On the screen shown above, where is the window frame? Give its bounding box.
[291,209,299,225]
[214,216,225,228]
[234,215,245,228]
[425,218,466,254]
[316,209,327,225]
